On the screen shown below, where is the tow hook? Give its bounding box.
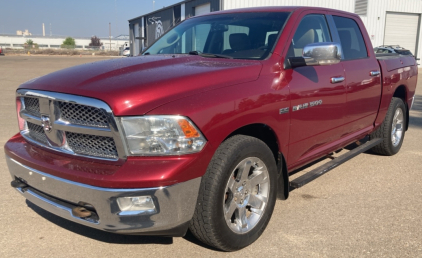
[71,207,92,218]
[11,179,28,189]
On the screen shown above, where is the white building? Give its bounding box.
[0,34,128,51]
[129,0,422,61]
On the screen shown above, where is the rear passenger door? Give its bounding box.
[331,14,382,134]
[285,12,347,166]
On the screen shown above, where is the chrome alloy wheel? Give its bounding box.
[223,157,270,234]
[391,108,404,147]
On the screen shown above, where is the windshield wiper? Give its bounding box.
[188,51,233,59]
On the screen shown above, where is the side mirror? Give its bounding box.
[303,42,342,65]
[287,42,342,69]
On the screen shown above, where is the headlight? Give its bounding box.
[119,116,206,155]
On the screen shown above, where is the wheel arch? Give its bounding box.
[393,85,409,131]
[225,123,289,200]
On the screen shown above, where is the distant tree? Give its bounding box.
[89,36,103,47]
[61,37,76,48]
[24,39,34,49]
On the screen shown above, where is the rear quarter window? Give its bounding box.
[395,50,412,55]
[333,16,368,60]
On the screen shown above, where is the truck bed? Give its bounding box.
[374,54,418,128]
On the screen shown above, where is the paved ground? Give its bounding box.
[0,56,421,257]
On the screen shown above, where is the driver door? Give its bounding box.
[285,12,347,167]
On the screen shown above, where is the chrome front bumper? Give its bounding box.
[6,155,201,236]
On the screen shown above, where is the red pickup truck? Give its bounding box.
[5,6,417,251]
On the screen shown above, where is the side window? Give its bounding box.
[287,14,332,58]
[333,16,368,60]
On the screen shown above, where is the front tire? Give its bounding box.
[189,135,278,251]
[370,97,407,155]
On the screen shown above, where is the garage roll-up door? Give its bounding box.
[384,12,420,54]
[195,3,210,16]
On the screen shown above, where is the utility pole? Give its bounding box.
[153,0,155,11]
[109,22,111,51]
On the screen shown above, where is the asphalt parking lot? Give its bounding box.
[0,55,421,257]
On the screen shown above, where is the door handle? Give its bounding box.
[330,76,345,84]
[370,70,380,76]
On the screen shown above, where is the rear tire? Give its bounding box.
[189,135,278,251]
[370,97,407,155]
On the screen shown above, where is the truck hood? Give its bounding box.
[19,55,263,116]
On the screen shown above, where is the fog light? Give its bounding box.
[117,196,156,215]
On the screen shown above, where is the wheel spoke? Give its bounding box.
[248,194,266,209]
[238,207,248,230]
[250,207,263,216]
[226,176,236,192]
[237,160,252,182]
[225,199,237,221]
[249,171,268,187]
[394,109,400,120]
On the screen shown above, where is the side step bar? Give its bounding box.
[289,138,382,190]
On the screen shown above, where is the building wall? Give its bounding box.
[223,0,353,13]
[185,0,220,18]
[129,0,221,54]
[0,35,127,51]
[224,0,422,62]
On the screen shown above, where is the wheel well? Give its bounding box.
[225,124,289,200]
[226,124,279,164]
[393,85,409,130]
[393,85,407,102]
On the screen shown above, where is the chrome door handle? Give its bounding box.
[330,76,345,84]
[370,70,380,76]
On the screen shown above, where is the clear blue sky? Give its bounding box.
[0,0,181,38]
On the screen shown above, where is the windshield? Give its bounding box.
[143,12,290,60]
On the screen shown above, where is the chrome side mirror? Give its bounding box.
[302,42,342,66]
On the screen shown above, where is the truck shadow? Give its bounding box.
[26,200,219,250]
[409,94,422,129]
[26,200,173,245]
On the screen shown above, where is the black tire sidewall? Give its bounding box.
[209,137,278,250]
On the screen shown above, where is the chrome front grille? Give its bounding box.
[66,132,118,159]
[27,122,48,144]
[18,90,125,161]
[58,101,109,128]
[24,97,41,117]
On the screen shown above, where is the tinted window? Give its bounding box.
[395,49,413,55]
[333,16,368,60]
[144,12,290,60]
[287,14,332,58]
